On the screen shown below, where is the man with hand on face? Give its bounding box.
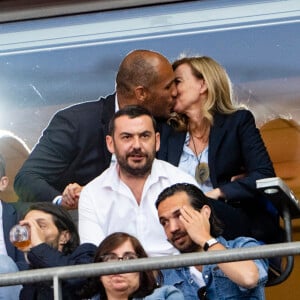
[16,202,96,300]
[14,49,177,210]
[156,183,268,300]
[78,105,197,257]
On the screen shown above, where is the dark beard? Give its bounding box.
[179,241,200,253]
[169,232,200,253]
[118,150,154,177]
[119,160,152,177]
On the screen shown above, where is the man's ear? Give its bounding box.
[201,205,211,219]
[106,135,115,154]
[134,86,148,103]
[155,132,160,152]
[0,176,9,192]
[59,230,71,245]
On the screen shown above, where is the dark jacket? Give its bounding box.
[14,94,115,203]
[14,94,166,204]
[19,242,97,300]
[158,109,275,203]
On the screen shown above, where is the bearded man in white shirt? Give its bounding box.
[78,105,197,256]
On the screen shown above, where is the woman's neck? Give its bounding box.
[107,292,129,300]
[188,117,210,141]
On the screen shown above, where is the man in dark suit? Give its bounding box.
[14,49,177,209]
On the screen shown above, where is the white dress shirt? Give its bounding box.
[79,159,197,257]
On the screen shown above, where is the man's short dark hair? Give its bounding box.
[108,105,157,135]
[156,183,223,237]
[25,202,80,254]
[0,154,6,178]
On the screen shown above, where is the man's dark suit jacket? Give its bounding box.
[14,94,165,204]
[1,200,26,270]
[14,94,116,203]
[158,110,281,243]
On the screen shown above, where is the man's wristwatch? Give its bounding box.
[203,238,218,251]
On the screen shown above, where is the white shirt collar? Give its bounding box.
[115,94,119,112]
[109,94,119,165]
[103,159,168,191]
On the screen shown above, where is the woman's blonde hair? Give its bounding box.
[169,56,243,131]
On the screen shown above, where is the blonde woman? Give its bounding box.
[158,56,281,245]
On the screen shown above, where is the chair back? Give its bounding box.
[260,118,300,199]
[259,117,300,286]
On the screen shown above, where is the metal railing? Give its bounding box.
[1,241,300,299]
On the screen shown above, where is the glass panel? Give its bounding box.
[0,0,299,149]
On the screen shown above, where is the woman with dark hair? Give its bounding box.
[15,202,96,300]
[80,232,184,300]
